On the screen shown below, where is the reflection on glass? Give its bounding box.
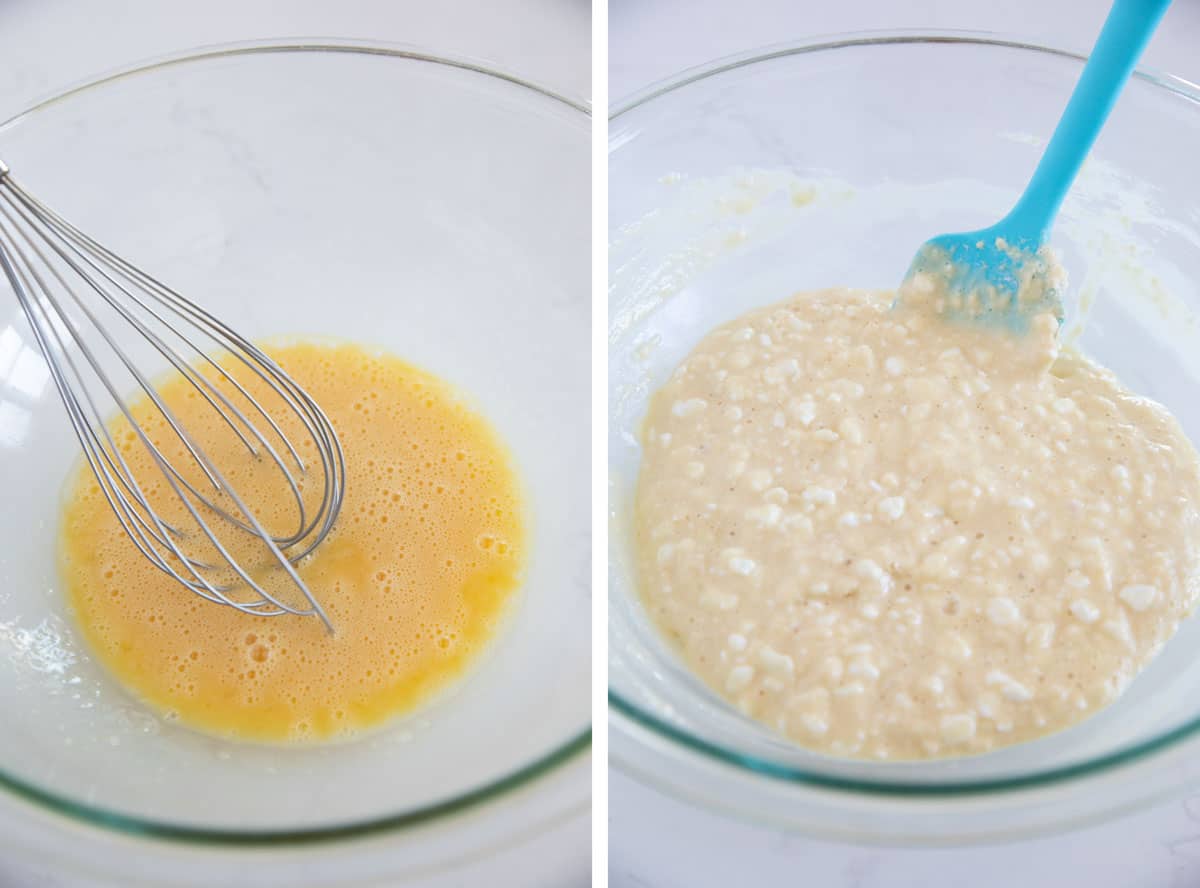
[0,326,20,378]
[6,347,50,400]
[0,400,31,448]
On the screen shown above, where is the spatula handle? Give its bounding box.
[1003,0,1172,242]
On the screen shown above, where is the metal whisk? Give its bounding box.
[0,159,344,631]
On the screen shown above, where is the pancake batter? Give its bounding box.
[636,288,1200,759]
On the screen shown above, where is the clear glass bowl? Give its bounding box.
[609,31,1200,843]
[0,40,589,883]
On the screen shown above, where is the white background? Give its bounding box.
[609,1,1200,887]
[0,1,589,886]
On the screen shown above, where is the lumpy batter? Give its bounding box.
[61,343,524,743]
[636,289,1200,759]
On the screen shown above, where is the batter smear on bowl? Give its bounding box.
[61,342,525,743]
[635,283,1200,760]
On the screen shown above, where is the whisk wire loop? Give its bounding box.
[0,162,343,631]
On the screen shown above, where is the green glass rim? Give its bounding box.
[0,38,590,845]
[608,30,1200,798]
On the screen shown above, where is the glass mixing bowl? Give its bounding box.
[609,31,1200,844]
[0,40,589,883]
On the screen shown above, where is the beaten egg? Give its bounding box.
[60,342,525,743]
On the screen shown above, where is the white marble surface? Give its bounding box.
[609,1,1200,886]
[0,1,589,886]
[611,770,1200,888]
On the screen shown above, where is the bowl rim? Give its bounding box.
[610,27,1200,115]
[608,29,1200,799]
[0,37,591,846]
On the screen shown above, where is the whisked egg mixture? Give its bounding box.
[60,342,525,743]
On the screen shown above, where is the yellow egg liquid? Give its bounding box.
[60,342,525,744]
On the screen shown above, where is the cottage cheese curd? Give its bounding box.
[635,288,1200,759]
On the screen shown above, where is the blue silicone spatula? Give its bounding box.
[901,0,1172,326]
